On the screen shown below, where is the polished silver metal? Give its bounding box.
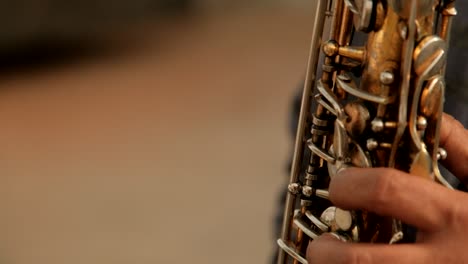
[302,186,314,197]
[399,22,408,40]
[388,0,417,168]
[417,116,428,130]
[305,211,330,232]
[320,207,337,228]
[347,0,374,32]
[380,71,395,85]
[315,189,330,200]
[329,232,350,242]
[315,94,338,116]
[371,118,385,132]
[288,183,302,195]
[277,0,328,262]
[316,80,345,118]
[337,77,390,104]
[294,210,320,240]
[277,239,308,264]
[344,0,358,13]
[307,139,336,164]
[335,208,354,232]
[437,148,448,161]
[320,207,355,232]
[366,138,379,151]
[333,120,349,161]
[389,231,404,244]
[413,36,447,78]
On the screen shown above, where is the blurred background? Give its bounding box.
[0,1,316,263]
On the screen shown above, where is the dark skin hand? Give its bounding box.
[307,114,468,264]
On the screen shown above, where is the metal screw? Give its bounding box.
[380,71,394,85]
[417,116,428,130]
[371,118,385,132]
[399,22,408,39]
[302,186,314,197]
[437,148,448,160]
[367,138,379,151]
[288,183,301,195]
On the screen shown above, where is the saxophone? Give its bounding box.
[277,0,457,263]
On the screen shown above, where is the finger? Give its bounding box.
[307,234,431,264]
[440,113,468,182]
[329,168,459,231]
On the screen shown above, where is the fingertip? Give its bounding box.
[307,234,343,262]
[330,167,361,201]
[308,233,342,250]
[329,169,350,205]
[443,113,455,119]
[440,113,465,145]
[440,113,468,181]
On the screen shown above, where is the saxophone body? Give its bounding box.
[277,0,457,263]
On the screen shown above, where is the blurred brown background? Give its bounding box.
[0,1,314,263]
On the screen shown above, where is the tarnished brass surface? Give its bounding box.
[277,1,457,263]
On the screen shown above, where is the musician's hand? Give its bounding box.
[306,114,468,264]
